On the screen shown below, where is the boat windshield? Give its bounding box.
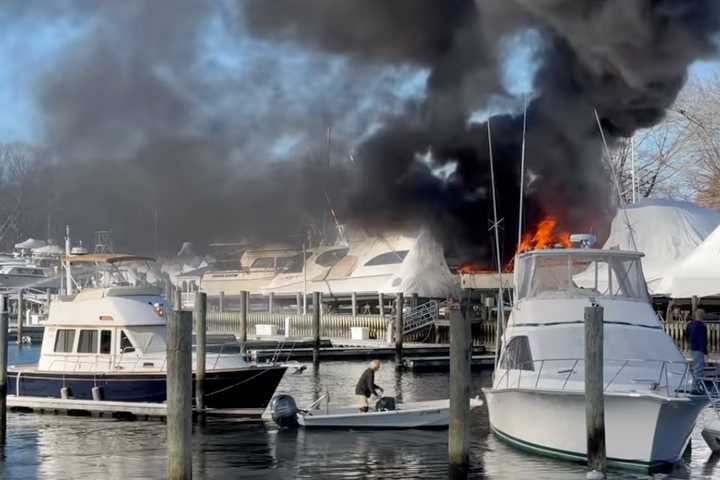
[516,252,648,301]
[126,326,167,353]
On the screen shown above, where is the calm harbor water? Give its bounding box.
[1,344,719,480]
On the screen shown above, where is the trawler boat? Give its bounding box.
[484,247,707,471]
[7,254,287,416]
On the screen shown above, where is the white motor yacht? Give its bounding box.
[483,247,707,471]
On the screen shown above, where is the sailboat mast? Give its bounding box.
[488,121,505,370]
[630,135,637,204]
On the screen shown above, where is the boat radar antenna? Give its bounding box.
[593,109,639,252]
[488,120,506,371]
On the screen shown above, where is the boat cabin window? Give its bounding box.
[500,336,534,371]
[54,329,76,353]
[516,254,648,301]
[77,330,99,354]
[276,254,304,273]
[120,330,135,353]
[250,257,275,269]
[316,248,349,267]
[127,326,167,353]
[100,330,112,354]
[364,250,409,266]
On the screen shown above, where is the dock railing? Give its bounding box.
[205,311,389,340]
[664,320,720,353]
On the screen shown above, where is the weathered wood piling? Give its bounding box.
[194,291,207,412]
[0,295,8,445]
[312,291,321,368]
[448,301,470,475]
[585,303,606,478]
[167,291,193,480]
[395,293,404,367]
[239,290,248,345]
[15,289,23,345]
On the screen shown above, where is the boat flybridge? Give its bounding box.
[8,254,287,416]
[484,247,707,471]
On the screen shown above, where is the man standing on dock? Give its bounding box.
[355,359,383,412]
[688,308,708,391]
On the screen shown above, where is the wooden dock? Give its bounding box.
[6,395,263,421]
[402,354,495,371]
[251,339,487,362]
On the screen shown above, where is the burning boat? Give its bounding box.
[483,221,707,471]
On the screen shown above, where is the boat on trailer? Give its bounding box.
[7,254,287,417]
[270,394,483,429]
[484,247,707,471]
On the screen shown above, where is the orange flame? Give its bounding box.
[458,262,495,274]
[517,216,571,255]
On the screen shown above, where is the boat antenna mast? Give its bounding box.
[593,109,639,252]
[516,96,528,253]
[488,120,506,371]
[64,225,72,296]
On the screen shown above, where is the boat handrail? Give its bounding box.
[495,357,692,398]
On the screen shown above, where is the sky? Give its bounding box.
[0,11,717,149]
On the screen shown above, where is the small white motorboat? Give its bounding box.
[270,394,483,429]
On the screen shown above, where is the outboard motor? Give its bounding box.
[375,396,396,412]
[270,394,300,428]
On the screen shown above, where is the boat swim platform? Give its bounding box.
[6,395,262,422]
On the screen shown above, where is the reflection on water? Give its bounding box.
[1,345,720,479]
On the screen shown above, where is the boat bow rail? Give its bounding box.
[494,357,693,398]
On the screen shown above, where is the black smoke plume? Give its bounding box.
[5,0,720,263]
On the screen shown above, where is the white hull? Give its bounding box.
[299,399,482,429]
[484,388,705,470]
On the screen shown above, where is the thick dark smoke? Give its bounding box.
[5,1,720,262]
[244,0,720,262]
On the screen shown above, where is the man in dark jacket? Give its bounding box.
[688,309,708,390]
[355,359,383,412]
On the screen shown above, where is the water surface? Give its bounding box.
[1,344,719,479]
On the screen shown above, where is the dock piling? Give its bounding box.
[448,300,470,475]
[0,295,8,445]
[167,291,193,480]
[16,289,23,345]
[268,292,274,313]
[219,291,225,313]
[395,293,404,367]
[585,303,606,478]
[351,292,357,319]
[195,291,207,412]
[296,292,302,315]
[239,291,248,346]
[312,291,321,368]
[378,293,385,319]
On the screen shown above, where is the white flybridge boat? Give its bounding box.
[483,245,707,471]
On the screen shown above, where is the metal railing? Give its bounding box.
[493,357,693,398]
[403,300,445,336]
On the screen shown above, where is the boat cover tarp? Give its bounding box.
[601,199,720,293]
